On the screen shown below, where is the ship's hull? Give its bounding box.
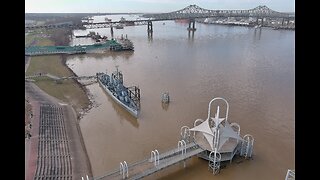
[97,78,139,118]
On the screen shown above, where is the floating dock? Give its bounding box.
[25,39,133,56]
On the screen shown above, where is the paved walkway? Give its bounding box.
[96,142,204,180]
[25,81,92,179]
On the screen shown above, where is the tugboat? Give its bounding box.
[96,66,140,118]
[105,17,112,23]
[115,24,124,29]
[117,34,134,51]
[109,35,134,51]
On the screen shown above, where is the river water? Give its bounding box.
[66,15,294,179]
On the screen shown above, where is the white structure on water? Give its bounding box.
[285,169,295,180]
[181,97,254,174]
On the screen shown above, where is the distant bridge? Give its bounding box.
[25,5,294,30]
[142,5,294,20]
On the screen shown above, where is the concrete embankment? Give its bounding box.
[25,82,93,179]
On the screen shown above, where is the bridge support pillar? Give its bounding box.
[187,19,196,31]
[256,18,264,26]
[110,25,114,38]
[147,20,153,34]
[282,18,290,26]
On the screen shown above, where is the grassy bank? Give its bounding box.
[25,30,90,118]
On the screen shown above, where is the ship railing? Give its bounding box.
[128,86,141,109]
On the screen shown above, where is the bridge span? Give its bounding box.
[143,5,294,19]
[25,4,294,32]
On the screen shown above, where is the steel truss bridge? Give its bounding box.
[142,4,294,20]
[25,5,294,30]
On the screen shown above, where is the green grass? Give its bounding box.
[34,78,90,113]
[25,30,54,46]
[25,31,90,117]
[26,55,72,77]
[25,34,35,46]
[38,36,55,46]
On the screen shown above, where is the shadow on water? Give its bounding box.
[161,102,170,111]
[188,31,195,43]
[148,33,153,43]
[253,28,262,41]
[110,51,134,61]
[73,50,134,61]
[98,83,139,128]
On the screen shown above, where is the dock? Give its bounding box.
[96,142,204,180]
[25,39,132,56]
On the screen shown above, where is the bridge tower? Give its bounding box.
[187,19,196,31]
[147,20,153,41]
[147,20,153,34]
[256,17,264,26]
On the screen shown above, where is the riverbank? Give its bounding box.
[25,30,92,118]
[25,82,93,179]
[25,28,93,179]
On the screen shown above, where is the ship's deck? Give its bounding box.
[97,74,139,118]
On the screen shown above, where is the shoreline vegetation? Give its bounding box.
[25,18,95,177]
[25,99,33,138]
[25,27,92,120]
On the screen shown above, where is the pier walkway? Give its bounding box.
[96,141,205,180]
[25,73,96,82]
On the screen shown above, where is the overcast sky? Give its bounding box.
[25,0,295,13]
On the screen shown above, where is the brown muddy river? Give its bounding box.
[67,15,294,180]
